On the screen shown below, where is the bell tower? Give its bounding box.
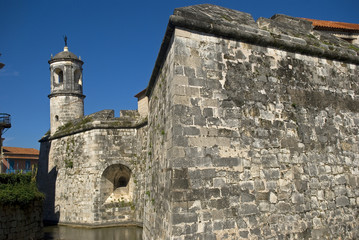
[48,39,85,134]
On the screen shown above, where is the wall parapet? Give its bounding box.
[169,15,359,63]
[146,4,359,97]
[40,112,147,141]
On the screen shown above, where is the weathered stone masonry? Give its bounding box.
[38,110,147,226]
[0,200,43,240]
[38,4,359,240]
[142,4,359,239]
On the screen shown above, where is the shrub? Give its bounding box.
[0,172,44,206]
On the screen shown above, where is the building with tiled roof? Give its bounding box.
[303,18,359,45]
[1,146,39,173]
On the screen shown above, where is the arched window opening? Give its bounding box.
[55,115,59,121]
[100,164,133,205]
[59,71,63,83]
[74,69,82,90]
[54,68,63,84]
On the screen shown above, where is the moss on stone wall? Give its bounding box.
[53,116,93,137]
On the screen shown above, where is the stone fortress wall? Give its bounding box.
[38,110,148,226]
[38,4,359,239]
[142,4,359,239]
[0,200,43,240]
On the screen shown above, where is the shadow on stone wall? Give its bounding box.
[45,167,59,225]
[37,139,60,225]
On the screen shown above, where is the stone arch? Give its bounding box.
[100,164,133,205]
[53,68,63,84]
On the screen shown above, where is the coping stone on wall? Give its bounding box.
[145,4,359,97]
[173,4,258,29]
[40,110,147,141]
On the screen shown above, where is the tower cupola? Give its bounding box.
[48,39,85,134]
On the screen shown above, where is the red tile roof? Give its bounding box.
[302,18,359,32]
[3,147,39,160]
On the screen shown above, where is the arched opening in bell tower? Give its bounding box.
[53,68,63,84]
[74,69,82,91]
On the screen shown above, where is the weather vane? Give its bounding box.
[64,35,68,47]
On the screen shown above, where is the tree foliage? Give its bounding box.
[0,172,44,206]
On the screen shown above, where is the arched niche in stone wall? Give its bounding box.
[100,164,133,205]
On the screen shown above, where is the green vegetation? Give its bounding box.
[307,34,317,40]
[0,171,44,207]
[118,199,126,207]
[54,116,93,136]
[105,200,135,209]
[64,159,74,168]
[221,15,232,21]
[56,121,74,133]
[349,44,359,52]
[64,137,76,168]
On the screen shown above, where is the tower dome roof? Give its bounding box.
[49,46,83,64]
[53,50,78,60]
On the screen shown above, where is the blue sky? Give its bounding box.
[1,0,358,149]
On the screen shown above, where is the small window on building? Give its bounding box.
[55,115,59,121]
[25,160,30,171]
[6,159,15,174]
